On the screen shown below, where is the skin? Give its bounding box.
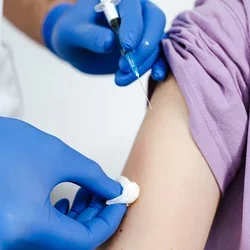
[3,0,76,43]
[100,74,220,250]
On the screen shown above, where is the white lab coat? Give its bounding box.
[0,0,22,118]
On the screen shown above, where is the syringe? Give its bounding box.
[95,0,153,110]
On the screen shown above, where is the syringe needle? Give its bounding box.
[95,0,153,110]
[136,76,153,110]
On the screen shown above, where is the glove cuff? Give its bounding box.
[42,3,72,54]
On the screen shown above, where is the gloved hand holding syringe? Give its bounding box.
[95,0,153,109]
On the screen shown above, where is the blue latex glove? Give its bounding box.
[0,117,126,250]
[55,188,118,224]
[42,0,168,86]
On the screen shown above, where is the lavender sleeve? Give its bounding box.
[163,0,250,193]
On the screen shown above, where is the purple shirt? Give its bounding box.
[163,0,250,249]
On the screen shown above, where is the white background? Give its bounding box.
[2,0,194,204]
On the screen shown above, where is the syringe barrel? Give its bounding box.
[109,18,127,56]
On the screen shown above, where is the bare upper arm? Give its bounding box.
[101,74,220,250]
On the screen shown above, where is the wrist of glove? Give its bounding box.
[42,3,72,55]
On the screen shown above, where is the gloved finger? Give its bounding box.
[53,22,116,54]
[84,204,127,248]
[42,210,93,249]
[118,0,143,51]
[67,188,92,219]
[54,198,70,214]
[46,204,126,249]
[119,1,166,73]
[115,46,160,86]
[76,196,105,224]
[151,56,169,82]
[151,32,169,82]
[52,142,122,201]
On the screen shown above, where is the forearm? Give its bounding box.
[101,74,220,250]
[4,0,75,44]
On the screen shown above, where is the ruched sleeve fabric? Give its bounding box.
[157,0,250,249]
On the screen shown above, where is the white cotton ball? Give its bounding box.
[106,176,140,207]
